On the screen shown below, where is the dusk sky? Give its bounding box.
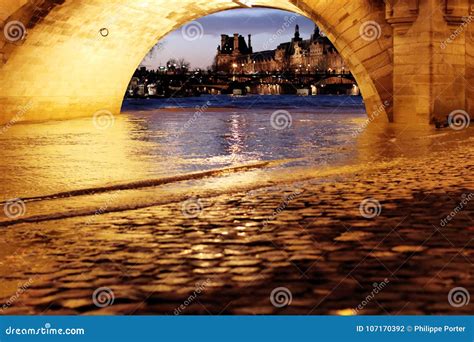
[140,8,317,70]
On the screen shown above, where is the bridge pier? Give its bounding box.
[389,0,472,125]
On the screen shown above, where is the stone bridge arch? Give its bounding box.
[2,0,468,127]
[0,0,393,125]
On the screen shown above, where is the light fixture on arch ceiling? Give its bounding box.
[234,0,253,8]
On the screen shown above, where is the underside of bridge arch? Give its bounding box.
[1,0,470,127]
[0,0,394,125]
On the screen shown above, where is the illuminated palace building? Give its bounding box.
[215,25,348,75]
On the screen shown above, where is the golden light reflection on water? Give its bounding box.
[334,308,357,316]
[0,115,149,198]
[355,122,451,161]
[1,102,470,214]
[228,113,245,156]
[0,100,371,202]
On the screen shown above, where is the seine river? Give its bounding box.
[0,95,370,222]
[0,95,365,197]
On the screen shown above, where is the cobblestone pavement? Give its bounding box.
[0,129,473,315]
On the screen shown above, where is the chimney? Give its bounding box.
[248,34,252,50]
[233,33,239,52]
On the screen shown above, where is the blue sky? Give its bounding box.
[140,8,316,70]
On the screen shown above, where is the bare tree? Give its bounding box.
[144,41,166,61]
[177,58,190,70]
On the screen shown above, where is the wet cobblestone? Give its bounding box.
[0,140,473,315]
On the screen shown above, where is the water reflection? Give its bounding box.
[0,94,471,218]
[0,95,368,199]
[225,113,246,158]
[355,121,473,162]
[0,116,149,198]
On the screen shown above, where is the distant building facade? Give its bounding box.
[215,25,348,74]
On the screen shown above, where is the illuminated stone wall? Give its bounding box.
[6,0,469,126]
[388,0,473,125]
[466,3,474,118]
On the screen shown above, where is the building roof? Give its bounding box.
[218,25,338,60]
[219,34,252,55]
